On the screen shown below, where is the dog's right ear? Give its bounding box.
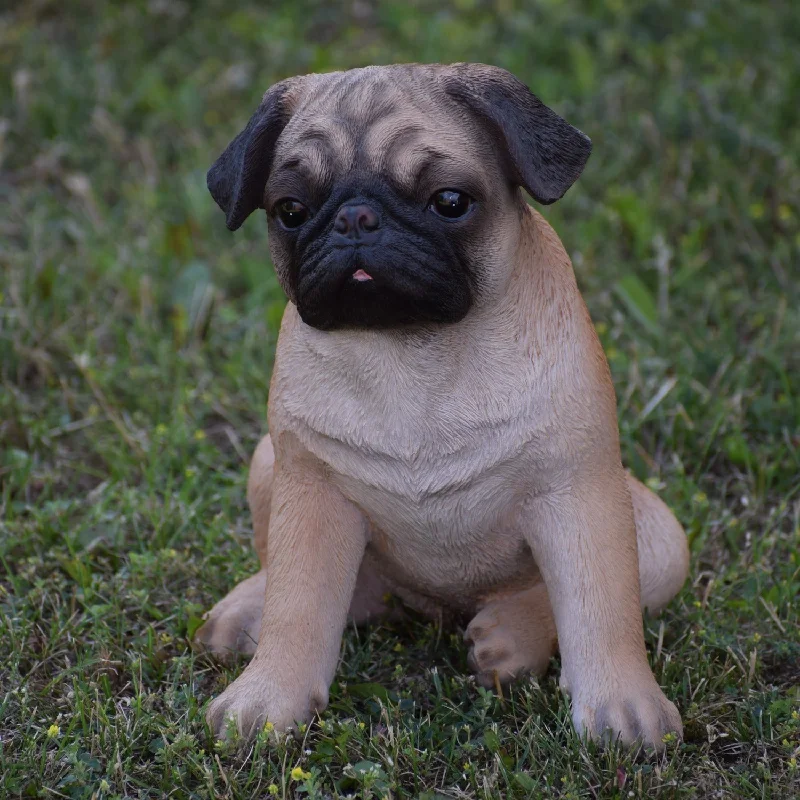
[207,78,302,231]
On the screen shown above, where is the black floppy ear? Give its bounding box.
[440,64,591,204]
[207,79,298,231]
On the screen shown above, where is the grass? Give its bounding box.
[1,0,799,797]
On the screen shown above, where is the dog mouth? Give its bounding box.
[294,239,472,331]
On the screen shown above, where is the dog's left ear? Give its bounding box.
[207,77,306,231]
[440,63,591,204]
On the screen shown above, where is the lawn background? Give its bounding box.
[1,1,799,797]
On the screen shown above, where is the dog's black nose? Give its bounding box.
[333,203,380,243]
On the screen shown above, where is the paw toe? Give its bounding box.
[468,639,526,687]
[464,622,489,644]
[206,695,266,741]
[194,609,260,658]
[473,644,510,671]
[578,688,682,750]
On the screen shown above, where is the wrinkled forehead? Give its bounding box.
[271,70,492,195]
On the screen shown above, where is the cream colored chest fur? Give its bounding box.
[268,303,588,608]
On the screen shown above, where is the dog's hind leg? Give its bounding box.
[626,475,690,615]
[194,570,267,657]
[465,473,689,687]
[465,581,558,687]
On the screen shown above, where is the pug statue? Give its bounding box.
[195,63,689,750]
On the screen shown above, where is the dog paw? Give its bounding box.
[571,677,682,750]
[194,571,265,658]
[206,663,328,741]
[464,602,553,688]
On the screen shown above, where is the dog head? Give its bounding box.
[208,63,591,331]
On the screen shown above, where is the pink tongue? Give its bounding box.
[352,269,373,282]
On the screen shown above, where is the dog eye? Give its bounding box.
[429,189,473,219]
[274,198,310,229]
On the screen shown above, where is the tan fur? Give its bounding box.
[197,65,689,749]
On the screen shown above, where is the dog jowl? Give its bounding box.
[199,63,688,751]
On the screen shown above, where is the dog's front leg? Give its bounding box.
[523,463,682,749]
[206,434,367,740]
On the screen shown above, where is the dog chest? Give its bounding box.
[267,311,569,599]
[272,380,550,603]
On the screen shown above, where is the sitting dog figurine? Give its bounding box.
[196,63,689,749]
